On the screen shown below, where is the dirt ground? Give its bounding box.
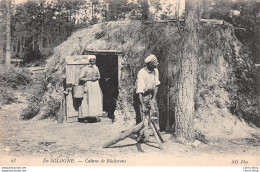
[0,90,260,166]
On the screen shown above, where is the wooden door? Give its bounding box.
[65,55,89,122]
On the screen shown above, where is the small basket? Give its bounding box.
[73,85,85,98]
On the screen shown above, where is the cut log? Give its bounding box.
[103,121,144,148]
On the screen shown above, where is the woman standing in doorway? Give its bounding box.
[79,55,103,117]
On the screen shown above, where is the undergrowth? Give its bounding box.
[20,75,48,120]
[0,65,32,106]
[0,65,32,89]
[21,49,46,67]
[41,97,61,120]
[0,89,18,105]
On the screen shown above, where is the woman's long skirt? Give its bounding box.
[82,80,103,117]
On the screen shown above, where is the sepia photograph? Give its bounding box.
[0,0,259,168]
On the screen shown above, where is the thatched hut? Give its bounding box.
[41,20,258,140]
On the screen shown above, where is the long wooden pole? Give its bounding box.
[103,121,144,148]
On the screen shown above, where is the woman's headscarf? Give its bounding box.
[88,55,96,61]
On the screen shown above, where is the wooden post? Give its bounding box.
[118,54,122,89]
[150,120,163,150]
[151,120,164,143]
[57,91,66,123]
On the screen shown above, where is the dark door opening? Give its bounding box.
[96,54,119,119]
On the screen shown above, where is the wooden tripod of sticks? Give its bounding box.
[103,112,165,149]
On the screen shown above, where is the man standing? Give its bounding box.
[133,54,160,126]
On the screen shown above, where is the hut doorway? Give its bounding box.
[64,51,122,123]
[96,54,119,119]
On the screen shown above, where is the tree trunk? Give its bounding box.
[40,23,44,52]
[47,31,50,48]
[57,15,60,44]
[38,34,40,50]
[19,37,23,56]
[32,35,35,50]
[174,0,200,141]
[23,35,25,51]
[166,53,173,132]
[0,13,5,62]
[15,38,19,55]
[11,42,14,55]
[0,26,4,62]
[92,3,94,21]
[5,0,11,68]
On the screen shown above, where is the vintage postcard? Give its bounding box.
[0,0,259,168]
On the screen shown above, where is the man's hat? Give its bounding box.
[144,54,158,64]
